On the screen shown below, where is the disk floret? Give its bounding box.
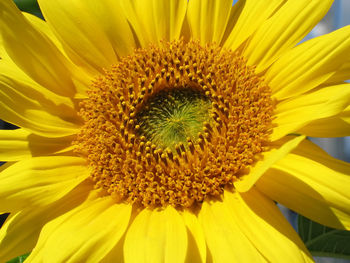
[75,39,274,208]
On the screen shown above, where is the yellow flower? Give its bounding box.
[0,0,350,262]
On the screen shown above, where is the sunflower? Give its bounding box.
[0,0,349,262]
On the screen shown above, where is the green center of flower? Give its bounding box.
[136,87,211,151]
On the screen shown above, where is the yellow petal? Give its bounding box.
[244,0,333,73]
[120,0,187,47]
[23,12,65,55]
[38,0,139,76]
[341,105,350,124]
[198,198,265,262]
[325,61,350,84]
[234,135,305,192]
[0,59,81,138]
[298,105,350,137]
[267,25,350,100]
[0,181,92,263]
[181,210,206,263]
[76,0,136,59]
[0,0,79,97]
[0,79,79,137]
[37,0,121,74]
[272,83,350,140]
[256,139,350,230]
[0,30,8,60]
[0,53,79,111]
[298,116,350,137]
[22,12,92,96]
[187,0,233,45]
[124,207,187,263]
[28,196,131,263]
[100,237,125,263]
[224,0,286,51]
[0,156,89,212]
[224,190,312,262]
[151,0,188,43]
[0,108,78,139]
[119,0,155,47]
[0,129,73,161]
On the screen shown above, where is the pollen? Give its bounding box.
[74,39,274,208]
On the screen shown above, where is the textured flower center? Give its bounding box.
[75,39,274,208]
[136,87,211,151]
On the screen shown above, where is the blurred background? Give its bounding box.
[0,0,349,262]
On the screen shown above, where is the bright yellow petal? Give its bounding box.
[298,115,350,137]
[0,29,8,60]
[0,79,79,137]
[224,0,286,51]
[0,53,79,111]
[234,135,305,192]
[38,0,138,75]
[256,139,350,230]
[0,107,78,139]
[23,12,65,55]
[27,196,131,263]
[0,181,92,263]
[22,11,91,96]
[297,103,350,137]
[151,0,188,43]
[266,25,350,100]
[120,0,187,47]
[0,129,73,161]
[0,59,81,138]
[244,0,333,73]
[181,210,206,263]
[224,189,312,262]
[187,0,233,45]
[100,237,125,263]
[325,61,350,84]
[37,0,118,73]
[0,0,79,97]
[272,83,350,140]
[124,207,187,263]
[0,156,89,212]
[198,198,265,262]
[119,0,155,47]
[74,0,136,59]
[0,211,36,263]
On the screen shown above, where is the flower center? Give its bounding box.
[75,39,274,208]
[136,87,211,152]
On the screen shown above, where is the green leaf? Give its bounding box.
[13,0,42,18]
[6,253,29,263]
[298,215,350,259]
[0,213,9,228]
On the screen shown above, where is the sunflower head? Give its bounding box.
[1,0,350,262]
